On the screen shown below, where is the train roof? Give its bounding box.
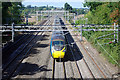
[52,31,63,35]
[52,34,65,41]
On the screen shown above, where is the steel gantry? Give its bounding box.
[25,10,75,24]
[2,10,118,43]
[36,10,70,21]
[1,23,118,42]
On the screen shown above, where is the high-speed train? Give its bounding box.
[50,17,66,59]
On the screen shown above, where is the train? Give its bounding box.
[50,17,66,59]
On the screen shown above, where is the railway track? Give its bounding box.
[2,22,46,67]
[52,59,67,80]
[52,31,85,79]
[2,34,32,64]
[51,18,111,79]
[63,18,112,79]
[75,35,107,78]
[2,18,52,79]
[2,20,48,65]
[52,19,85,79]
[57,19,96,79]
[66,32,96,79]
[2,19,47,50]
[2,17,115,79]
[65,31,83,79]
[67,27,109,78]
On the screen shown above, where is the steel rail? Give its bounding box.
[65,31,83,80]
[2,19,51,79]
[7,31,45,79]
[2,19,49,71]
[68,32,101,79]
[65,31,96,79]
[2,34,31,55]
[2,34,28,49]
[63,61,67,79]
[2,32,40,73]
[63,18,105,79]
[76,37,107,78]
[52,59,55,80]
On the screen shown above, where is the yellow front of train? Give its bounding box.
[52,47,65,58]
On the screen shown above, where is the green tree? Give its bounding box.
[84,2,119,24]
[2,2,12,24]
[2,2,23,24]
[64,3,73,12]
[84,2,103,12]
[93,3,111,24]
[26,5,31,8]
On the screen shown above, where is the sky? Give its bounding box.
[22,0,86,8]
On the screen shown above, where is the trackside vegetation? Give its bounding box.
[82,30,119,65]
[66,2,120,66]
[83,2,119,66]
[2,2,24,24]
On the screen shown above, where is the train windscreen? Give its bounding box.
[52,41,65,51]
[53,41,64,46]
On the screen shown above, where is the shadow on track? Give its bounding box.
[59,19,83,62]
[12,62,52,77]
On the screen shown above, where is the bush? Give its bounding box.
[82,30,119,66]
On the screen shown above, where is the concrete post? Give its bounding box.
[67,12,69,21]
[118,24,120,43]
[117,24,119,43]
[26,15,28,25]
[51,11,52,17]
[66,12,67,20]
[68,12,70,21]
[74,13,75,24]
[65,12,66,20]
[12,22,14,42]
[80,25,83,41]
[41,11,42,21]
[36,11,38,22]
[49,11,50,17]
[50,12,52,16]
[66,12,67,21]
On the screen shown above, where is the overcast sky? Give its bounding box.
[22,0,86,8]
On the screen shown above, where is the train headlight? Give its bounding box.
[52,49,54,53]
[62,49,66,52]
[52,47,55,53]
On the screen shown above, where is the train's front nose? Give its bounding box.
[53,51,65,58]
[52,46,65,58]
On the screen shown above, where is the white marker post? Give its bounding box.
[26,15,28,25]
[12,22,14,42]
[80,25,83,41]
[65,12,66,20]
[74,13,75,24]
[68,11,69,21]
[36,11,38,22]
[117,24,119,43]
[41,11,42,21]
[114,23,116,42]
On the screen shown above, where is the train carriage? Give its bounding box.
[50,32,66,58]
[50,17,66,59]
